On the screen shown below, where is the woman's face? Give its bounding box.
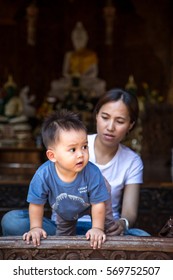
[96,100,134,148]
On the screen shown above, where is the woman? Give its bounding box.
[78,88,150,236]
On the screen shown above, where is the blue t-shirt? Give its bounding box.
[27,160,110,221]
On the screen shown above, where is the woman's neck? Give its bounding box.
[94,135,119,165]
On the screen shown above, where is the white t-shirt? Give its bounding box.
[81,134,143,221]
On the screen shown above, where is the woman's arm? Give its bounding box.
[120,183,140,228]
[105,184,140,236]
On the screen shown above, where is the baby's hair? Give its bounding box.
[41,109,87,149]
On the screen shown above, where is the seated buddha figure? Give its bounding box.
[48,22,106,100]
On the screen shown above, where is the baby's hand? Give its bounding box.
[86,227,106,249]
[23,227,47,246]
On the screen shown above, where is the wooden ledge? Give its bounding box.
[0,236,173,260]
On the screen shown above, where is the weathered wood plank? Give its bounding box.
[0,236,173,260]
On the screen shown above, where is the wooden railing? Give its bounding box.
[0,236,173,260]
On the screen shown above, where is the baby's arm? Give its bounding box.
[23,203,47,246]
[86,202,106,249]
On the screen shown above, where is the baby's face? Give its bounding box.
[53,129,89,175]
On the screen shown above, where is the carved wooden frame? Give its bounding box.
[0,236,173,260]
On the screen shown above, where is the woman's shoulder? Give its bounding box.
[119,144,142,162]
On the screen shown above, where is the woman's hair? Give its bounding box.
[41,109,87,149]
[94,88,139,128]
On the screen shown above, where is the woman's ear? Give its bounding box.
[46,149,56,162]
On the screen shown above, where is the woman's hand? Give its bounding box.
[23,227,47,246]
[106,220,126,236]
[86,227,106,249]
